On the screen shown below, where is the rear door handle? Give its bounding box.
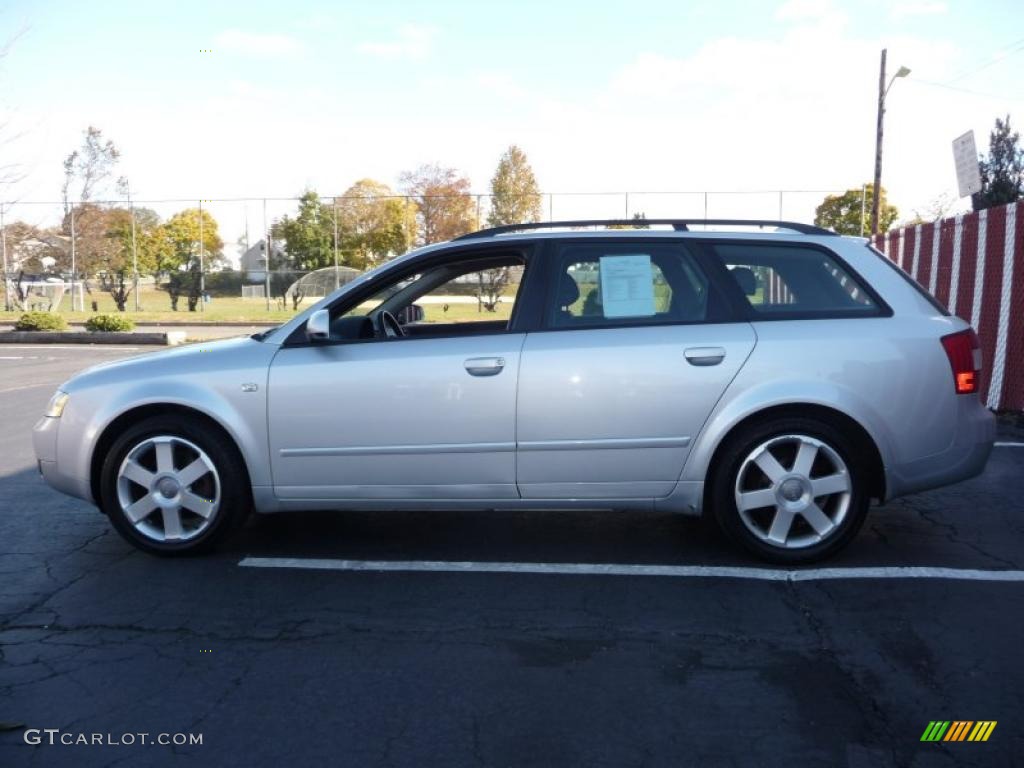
[464,357,505,376]
[684,347,726,366]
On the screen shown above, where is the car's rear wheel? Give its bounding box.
[99,415,250,555]
[710,417,869,564]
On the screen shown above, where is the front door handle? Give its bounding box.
[464,357,505,376]
[684,347,726,366]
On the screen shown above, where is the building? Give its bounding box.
[238,239,287,283]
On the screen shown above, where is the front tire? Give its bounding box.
[710,417,870,564]
[99,415,250,556]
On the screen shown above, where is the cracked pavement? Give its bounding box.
[1,345,1022,767]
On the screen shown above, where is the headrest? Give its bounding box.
[558,272,581,308]
[730,266,757,296]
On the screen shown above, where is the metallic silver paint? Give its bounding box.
[33,232,995,534]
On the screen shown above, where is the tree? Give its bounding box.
[335,179,417,270]
[400,164,477,244]
[272,190,334,271]
[99,207,164,311]
[160,208,224,311]
[61,127,120,214]
[814,185,898,235]
[973,115,1024,211]
[487,145,542,227]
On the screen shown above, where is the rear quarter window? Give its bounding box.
[710,243,884,318]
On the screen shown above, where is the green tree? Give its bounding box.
[335,179,417,270]
[814,185,898,236]
[400,164,478,244]
[160,208,224,311]
[973,115,1024,211]
[272,190,334,271]
[487,145,542,227]
[99,207,165,311]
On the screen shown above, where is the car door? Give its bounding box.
[267,251,532,501]
[515,239,756,500]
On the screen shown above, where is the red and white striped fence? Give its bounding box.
[873,200,1024,411]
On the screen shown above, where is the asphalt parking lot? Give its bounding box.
[1,344,1022,768]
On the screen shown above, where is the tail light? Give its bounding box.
[940,329,981,395]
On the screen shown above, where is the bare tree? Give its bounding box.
[62,126,120,214]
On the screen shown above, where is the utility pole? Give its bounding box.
[263,198,271,312]
[126,181,139,311]
[870,49,887,236]
[871,49,911,235]
[333,197,340,291]
[1,203,10,312]
[198,201,205,313]
[70,207,77,311]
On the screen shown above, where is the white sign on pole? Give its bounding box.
[952,130,982,198]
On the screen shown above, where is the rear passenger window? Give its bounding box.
[712,244,880,316]
[549,244,709,328]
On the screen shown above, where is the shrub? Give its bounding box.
[85,314,136,332]
[14,312,68,331]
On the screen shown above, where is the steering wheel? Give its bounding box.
[372,310,406,339]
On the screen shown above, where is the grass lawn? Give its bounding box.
[3,286,514,325]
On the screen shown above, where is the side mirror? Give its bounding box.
[398,304,425,324]
[305,309,330,342]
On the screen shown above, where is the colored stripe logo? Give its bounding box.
[920,721,996,742]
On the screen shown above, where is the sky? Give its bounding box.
[1,0,1022,260]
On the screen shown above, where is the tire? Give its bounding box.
[98,415,251,556]
[709,417,870,564]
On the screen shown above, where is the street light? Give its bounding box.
[870,49,911,235]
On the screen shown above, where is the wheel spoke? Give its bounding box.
[121,459,155,489]
[176,457,210,488]
[811,472,850,497]
[125,494,157,524]
[737,488,776,512]
[753,451,787,483]
[154,440,175,473]
[161,506,184,540]
[801,502,834,536]
[792,441,818,478]
[180,491,214,519]
[767,507,796,544]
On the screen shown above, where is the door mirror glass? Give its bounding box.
[397,304,425,325]
[306,309,330,342]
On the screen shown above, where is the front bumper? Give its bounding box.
[32,415,93,502]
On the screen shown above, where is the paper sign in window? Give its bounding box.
[599,254,656,318]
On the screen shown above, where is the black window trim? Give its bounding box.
[282,242,542,348]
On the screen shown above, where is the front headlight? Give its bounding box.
[44,390,69,418]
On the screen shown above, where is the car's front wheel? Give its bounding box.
[710,417,870,564]
[99,415,250,555]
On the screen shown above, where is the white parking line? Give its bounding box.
[995,442,1024,448]
[238,558,1024,582]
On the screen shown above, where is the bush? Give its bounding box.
[85,314,136,332]
[14,312,68,331]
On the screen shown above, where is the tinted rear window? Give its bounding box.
[710,243,882,317]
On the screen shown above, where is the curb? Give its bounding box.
[0,331,186,346]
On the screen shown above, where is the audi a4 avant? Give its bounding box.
[33,219,995,563]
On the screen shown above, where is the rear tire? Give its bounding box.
[99,415,250,556]
[710,417,869,564]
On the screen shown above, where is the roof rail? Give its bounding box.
[452,218,836,240]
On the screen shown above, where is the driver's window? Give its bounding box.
[340,275,419,320]
[412,265,523,325]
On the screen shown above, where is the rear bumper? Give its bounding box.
[885,396,995,499]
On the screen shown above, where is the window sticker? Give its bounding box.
[599,254,656,318]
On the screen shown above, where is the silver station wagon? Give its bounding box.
[33,219,995,563]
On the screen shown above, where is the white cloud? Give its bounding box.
[214,29,303,57]
[357,24,437,59]
[890,1,948,20]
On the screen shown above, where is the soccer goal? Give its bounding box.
[4,279,85,312]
